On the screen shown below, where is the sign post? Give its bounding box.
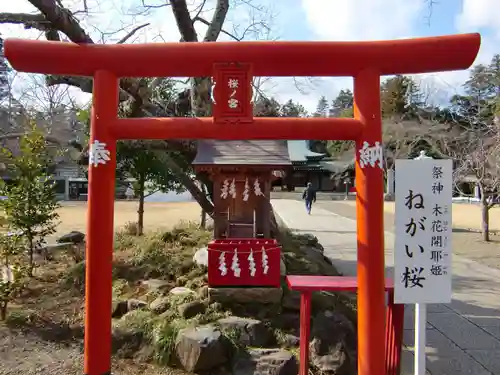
[394,151,453,375]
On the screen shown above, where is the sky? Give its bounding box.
[1,0,499,112]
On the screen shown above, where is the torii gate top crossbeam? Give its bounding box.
[4,33,480,78]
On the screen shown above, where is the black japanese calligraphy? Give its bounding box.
[430,264,447,276]
[430,250,443,262]
[402,267,426,288]
[431,235,444,247]
[432,204,443,216]
[431,220,448,233]
[405,216,427,236]
[405,190,425,209]
[432,182,444,194]
[432,166,443,179]
[405,245,425,258]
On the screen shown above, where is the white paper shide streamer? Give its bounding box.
[218,252,228,276]
[261,246,269,274]
[229,178,237,199]
[254,177,263,196]
[220,179,229,199]
[247,249,256,277]
[231,248,241,277]
[215,247,274,278]
[242,178,250,201]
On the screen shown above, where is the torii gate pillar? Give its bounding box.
[354,69,386,374]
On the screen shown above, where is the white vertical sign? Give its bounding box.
[394,158,453,304]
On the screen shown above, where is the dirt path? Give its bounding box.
[0,326,179,375]
[317,201,500,270]
[0,326,82,375]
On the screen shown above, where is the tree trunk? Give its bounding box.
[481,198,490,242]
[137,175,146,236]
[478,182,490,242]
[200,183,209,229]
[0,302,6,321]
[200,210,207,229]
[28,235,34,277]
[163,157,214,216]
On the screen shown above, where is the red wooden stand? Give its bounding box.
[286,276,405,375]
[207,239,281,287]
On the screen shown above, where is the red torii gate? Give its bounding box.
[5,34,480,375]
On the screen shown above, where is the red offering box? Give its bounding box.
[207,238,281,287]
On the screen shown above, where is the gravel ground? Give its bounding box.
[0,323,189,375]
[0,324,82,375]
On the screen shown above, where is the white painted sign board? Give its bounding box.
[394,159,453,304]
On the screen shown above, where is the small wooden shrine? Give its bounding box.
[193,140,291,238]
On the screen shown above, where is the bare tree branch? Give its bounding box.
[117,23,151,44]
[27,0,93,43]
[201,0,229,42]
[170,0,198,42]
[0,12,49,30]
[141,0,170,9]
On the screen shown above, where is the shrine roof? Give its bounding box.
[192,140,291,166]
[287,140,325,162]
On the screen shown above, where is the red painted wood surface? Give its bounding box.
[84,71,118,375]
[5,34,480,77]
[286,275,405,375]
[386,290,405,375]
[212,62,253,123]
[355,70,386,375]
[208,239,281,287]
[286,275,394,292]
[111,117,364,140]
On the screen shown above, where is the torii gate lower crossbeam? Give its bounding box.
[4,33,480,375]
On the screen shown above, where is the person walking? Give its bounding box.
[302,182,317,215]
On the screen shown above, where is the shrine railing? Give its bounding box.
[286,275,405,375]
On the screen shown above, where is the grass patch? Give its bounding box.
[113,221,210,283]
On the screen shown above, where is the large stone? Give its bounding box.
[208,287,283,304]
[300,233,320,247]
[217,316,273,347]
[281,290,301,311]
[169,286,195,296]
[149,296,170,314]
[57,231,85,244]
[112,299,147,319]
[232,348,299,375]
[111,326,144,358]
[198,285,209,298]
[300,246,337,276]
[178,300,207,319]
[193,247,208,267]
[175,325,229,372]
[309,310,357,374]
[280,334,300,348]
[141,279,171,293]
